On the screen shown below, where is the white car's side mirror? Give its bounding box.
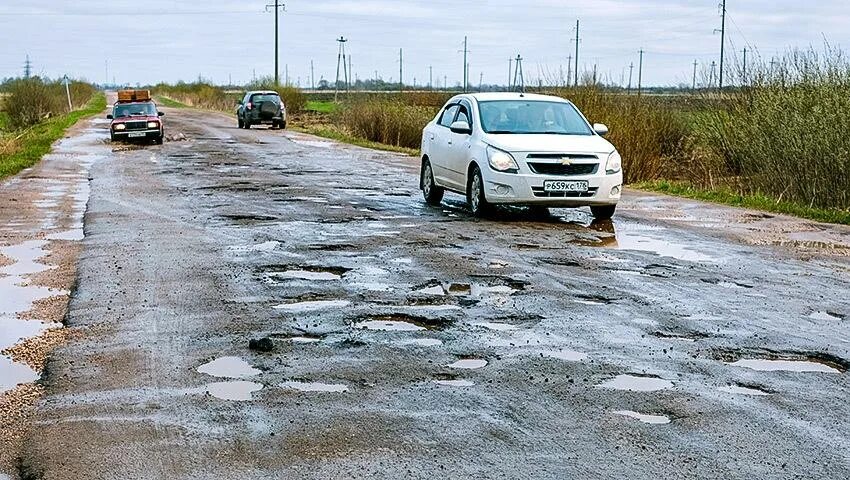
[450,120,472,135]
[593,123,609,136]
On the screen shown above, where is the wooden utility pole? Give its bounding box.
[718,0,727,90]
[573,20,580,86]
[637,49,644,96]
[692,60,698,90]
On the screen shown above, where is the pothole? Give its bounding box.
[205,381,263,401]
[715,349,848,374]
[538,349,588,362]
[261,265,351,282]
[447,358,488,370]
[221,214,278,224]
[435,379,475,387]
[597,374,674,392]
[197,356,261,379]
[808,311,844,322]
[280,381,349,393]
[472,321,519,332]
[356,314,449,331]
[274,299,351,313]
[651,330,710,342]
[573,294,614,306]
[717,383,772,396]
[613,410,671,425]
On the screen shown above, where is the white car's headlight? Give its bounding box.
[114,124,126,131]
[487,146,519,173]
[147,121,159,129]
[606,151,622,174]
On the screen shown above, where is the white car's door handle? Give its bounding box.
[447,140,453,145]
[429,134,435,141]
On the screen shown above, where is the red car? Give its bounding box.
[107,90,165,144]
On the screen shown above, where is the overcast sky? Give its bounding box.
[1,0,848,88]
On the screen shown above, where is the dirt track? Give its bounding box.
[2,105,849,479]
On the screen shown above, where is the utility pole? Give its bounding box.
[24,55,32,79]
[716,0,727,90]
[265,1,286,86]
[334,36,347,101]
[311,60,315,90]
[349,55,352,92]
[637,49,644,96]
[627,62,634,93]
[566,55,572,87]
[429,65,433,90]
[462,36,469,93]
[399,48,403,92]
[479,72,484,92]
[285,64,289,86]
[592,63,597,85]
[508,58,513,90]
[692,60,698,90]
[573,20,580,86]
[710,61,717,87]
[63,75,72,111]
[444,75,447,91]
[513,55,524,92]
[742,47,748,85]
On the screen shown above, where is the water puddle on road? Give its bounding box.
[447,359,488,370]
[435,379,475,387]
[597,374,674,392]
[540,349,589,362]
[280,381,349,393]
[728,359,842,373]
[356,314,446,332]
[808,311,844,322]
[613,410,671,425]
[357,320,426,332]
[197,356,261,379]
[273,299,351,312]
[205,381,263,401]
[579,222,717,263]
[718,384,771,396]
[0,356,39,393]
[0,240,52,276]
[46,229,85,241]
[266,268,345,281]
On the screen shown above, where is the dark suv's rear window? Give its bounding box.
[251,94,280,103]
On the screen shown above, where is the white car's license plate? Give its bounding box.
[543,180,589,192]
[128,132,146,138]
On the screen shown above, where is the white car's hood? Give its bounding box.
[486,133,615,154]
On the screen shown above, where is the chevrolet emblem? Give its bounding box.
[559,157,573,165]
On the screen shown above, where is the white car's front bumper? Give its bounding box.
[482,168,623,207]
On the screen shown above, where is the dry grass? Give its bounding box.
[1,78,96,130]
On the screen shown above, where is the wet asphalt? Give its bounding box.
[19,108,850,479]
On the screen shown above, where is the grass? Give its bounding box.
[635,180,850,225]
[0,93,106,180]
[293,124,417,156]
[306,101,337,114]
[155,96,188,108]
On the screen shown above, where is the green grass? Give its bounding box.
[155,96,189,108]
[0,93,106,180]
[306,101,337,114]
[0,111,9,131]
[293,125,418,156]
[634,180,850,225]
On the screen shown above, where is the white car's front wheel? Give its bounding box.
[591,204,617,220]
[467,166,491,217]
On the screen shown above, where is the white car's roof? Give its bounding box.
[468,92,569,103]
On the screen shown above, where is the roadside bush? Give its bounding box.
[2,78,95,130]
[549,86,689,184]
[335,97,437,149]
[246,77,306,115]
[692,47,850,210]
[154,82,236,111]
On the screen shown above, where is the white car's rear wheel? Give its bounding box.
[468,166,491,217]
[421,161,444,206]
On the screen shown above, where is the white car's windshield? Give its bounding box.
[478,100,593,135]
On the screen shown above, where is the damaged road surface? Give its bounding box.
[11,108,850,479]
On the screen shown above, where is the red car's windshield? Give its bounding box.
[113,102,157,118]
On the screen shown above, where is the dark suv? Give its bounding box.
[237,91,286,129]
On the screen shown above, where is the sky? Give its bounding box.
[1,0,849,88]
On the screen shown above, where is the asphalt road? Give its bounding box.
[17,106,850,479]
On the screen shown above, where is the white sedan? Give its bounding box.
[419,92,623,219]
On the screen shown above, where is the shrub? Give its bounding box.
[335,97,437,149]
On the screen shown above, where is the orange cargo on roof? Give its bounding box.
[117,90,151,103]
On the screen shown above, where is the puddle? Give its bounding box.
[0,356,39,393]
[290,336,323,343]
[280,381,349,393]
[292,139,336,149]
[197,356,261,378]
[613,410,671,425]
[274,300,351,312]
[447,359,488,370]
[540,349,589,362]
[396,338,443,347]
[0,320,61,351]
[205,381,263,401]
[0,240,51,276]
[597,374,674,392]
[435,379,474,387]
[718,385,771,396]
[415,285,446,296]
[575,299,605,306]
[357,314,447,331]
[808,311,844,322]
[580,223,716,263]
[727,359,842,374]
[267,268,344,281]
[449,283,473,295]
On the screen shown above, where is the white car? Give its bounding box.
[419,92,623,219]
